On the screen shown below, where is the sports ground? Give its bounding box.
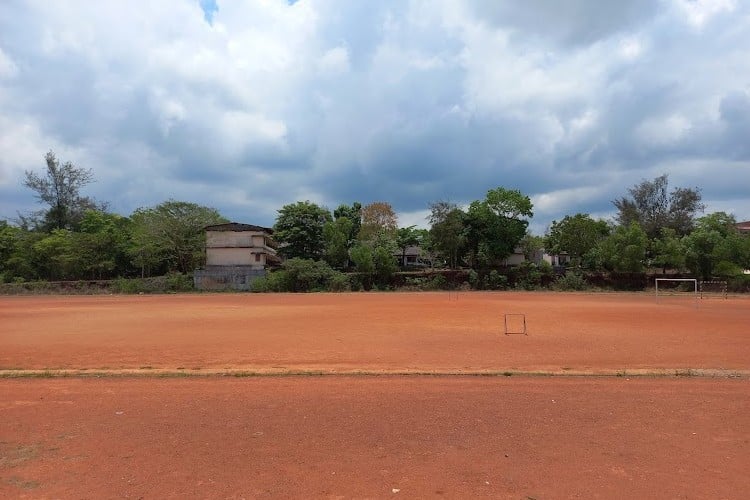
[1,291,749,497]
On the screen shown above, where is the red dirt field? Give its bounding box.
[1,377,748,499]
[2,292,749,498]
[2,292,749,374]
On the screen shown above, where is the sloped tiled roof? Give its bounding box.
[204,222,273,233]
[737,221,750,233]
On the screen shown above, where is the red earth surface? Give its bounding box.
[1,292,749,498]
[2,291,749,374]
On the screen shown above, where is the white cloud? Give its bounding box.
[317,46,350,75]
[532,186,605,216]
[635,114,692,147]
[674,0,736,28]
[1,0,750,227]
[0,48,18,79]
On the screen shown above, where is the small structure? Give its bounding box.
[394,245,432,268]
[194,222,279,290]
[737,221,750,235]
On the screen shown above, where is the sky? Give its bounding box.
[1,0,749,235]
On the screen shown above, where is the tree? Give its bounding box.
[31,229,83,280]
[613,174,703,239]
[323,216,354,269]
[333,202,362,245]
[651,228,685,273]
[358,202,398,242]
[129,200,227,274]
[273,201,332,260]
[428,201,466,269]
[23,151,100,230]
[519,233,545,262]
[544,214,609,267]
[599,222,648,273]
[395,226,421,268]
[78,210,133,279]
[465,188,533,266]
[682,212,748,279]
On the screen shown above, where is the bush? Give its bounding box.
[727,274,750,293]
[487,270,508,290]
[427,274,448,290]
[552,271,588,291]
[253,259,350,292]
[467,269,479,289]
[165,272,194,292]
[328,273,351,292]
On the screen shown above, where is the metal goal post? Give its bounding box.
[655,278,698,303]
[699,280,728,299]
[504,313,527,335]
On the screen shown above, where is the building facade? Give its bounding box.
[194,223,279,290]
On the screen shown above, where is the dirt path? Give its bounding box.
[1,377,748,499]
[2,292,749,373]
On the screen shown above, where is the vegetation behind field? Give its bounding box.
[1,152,749,292]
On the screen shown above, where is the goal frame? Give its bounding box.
[655,278,698,303]
[699,280,728,299]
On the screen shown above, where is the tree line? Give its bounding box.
[1,151,749,286]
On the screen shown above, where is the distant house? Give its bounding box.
[394,245,432,268]
[194,222,279,290]
[542,251,571,268]
[737,221,750,235]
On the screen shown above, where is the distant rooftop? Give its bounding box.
[204,222,273,233]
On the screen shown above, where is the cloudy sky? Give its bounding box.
[1,0,748,234]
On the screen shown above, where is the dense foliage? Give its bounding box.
[2,153,748,291]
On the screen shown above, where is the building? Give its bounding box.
[394,245,433,268]
[737,221,750,235]
[193,222,279,290]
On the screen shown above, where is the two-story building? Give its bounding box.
[194,222,279,290]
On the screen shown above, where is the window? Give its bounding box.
[255,253,262,262]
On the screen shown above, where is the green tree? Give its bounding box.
[23,151,100,230]
[0,221,21,281]
[428,201,466,269]
[78,210,133,279]
[373,244,398,285]
[1,227,43,281]
[682,212,747,279]
[544,214,609,267]
[273,201,332,260]
[395,225,421,268]
[333,202,362,245]
[465,188,533,266]
[651,228,685,273]
[31,229,84,280]
[613,174,703,239]
[323,216,354,269]
[519,233,545,263]
[599,222,648,273]
[129,200,227,274]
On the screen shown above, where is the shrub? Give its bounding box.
[165,272,193,292]
[253,258,350,292]
[467,269,479,289]
[427,274,448,290]
[487,270,508,290]
[553,271,588,291]
[328,273,351,292]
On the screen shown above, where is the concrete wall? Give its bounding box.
[206,247,266,267]
[193,266,267,291]
[206,231,261,248]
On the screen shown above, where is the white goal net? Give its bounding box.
[655,278,697,303]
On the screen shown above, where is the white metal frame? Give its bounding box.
[655,278,698,303]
